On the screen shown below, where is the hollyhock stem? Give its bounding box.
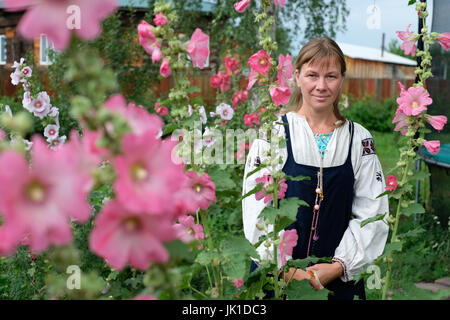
[200,210,221,296]
[272,181,280,299]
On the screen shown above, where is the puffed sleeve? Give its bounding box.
[242,121,287,267]
[332,124,389,282]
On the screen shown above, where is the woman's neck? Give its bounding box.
[296,106,338,134]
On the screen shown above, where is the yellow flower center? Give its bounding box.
[194,184,202,193]
[260,58,268,66]
[123,217,140,233]
[412,101,419,109]
[26,181,45,203]
[131,163,148,181]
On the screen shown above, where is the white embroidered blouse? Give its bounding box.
[242,111,389,282]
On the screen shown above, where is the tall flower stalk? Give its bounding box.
[376,0,448,300]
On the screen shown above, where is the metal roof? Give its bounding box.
[337,42,417,66]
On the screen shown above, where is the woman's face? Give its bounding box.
[295,58,344,113]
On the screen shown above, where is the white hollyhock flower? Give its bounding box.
[216,103,234,121]
[44,124,60,141]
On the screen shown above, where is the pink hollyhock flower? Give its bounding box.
[105,94,163,137]
[232,278,244,289]
[274,0,286,6]
[424,140,440,155]
[3,0,118,51]
[247,69,259,91]
[270,86,292,106]
[89,199,175,271]
[0,136,91,254]
[277,54,294,87]
[48,135,67,151]
[219,72,231,92]
[392,107,408,135]
[154,103,169,116]
[210,73,222,89]
[113,131,185,216]
[44,124,59,142]
[21,66,32,79]
[137,20,162,63]
[396,86,432,116]
[251,113,260,125]
[153,12,167,26]
[244,114,253,127]
[176,170,216,213]
[385,175,398,192]
[234,0,251,12]
[437,32,450,50]
[255,174,288,204]
[68,130,109,182]
[231,92,240,107]
[186,28,210,69]
[279,229,298,266]
[426,115,447,132]
[248,50,271,75]
[225,56,238,74]
[160,59,171,78]
[173,215,204,247]
[396,24,417,57]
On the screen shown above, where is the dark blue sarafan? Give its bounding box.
[281,114,365,300]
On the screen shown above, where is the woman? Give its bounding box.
[242,38,389,300]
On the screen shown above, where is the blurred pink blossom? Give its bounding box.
[279,229,298,266]
[3,0,118,50]
[234,0,251,12]
[437,32,450,50]
[153,13,167,26]
[248,50,270,75]
[232,278,244,288]
[138,20,162,63]
[396,24,417,56]
[274,0,286,6]
[270,86,292,106]
[160,59,171,78]
[113,131,185,216]
[186,28,210,69]
[255,174,288,204]
[89,199,175,270]
[224,56,238,75]
[173,215,204,248]
[424,140,440,154]
[277,54,294,87]
[0,136,91,255]
[426,115,447,132]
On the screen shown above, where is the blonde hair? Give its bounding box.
[284,37,346,126]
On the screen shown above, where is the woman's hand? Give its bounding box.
[283,267,312,283]
[306,262,343,289]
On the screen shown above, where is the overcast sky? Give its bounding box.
[290,0,434,54]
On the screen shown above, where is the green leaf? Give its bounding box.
[411,171,430,182]
[162,123,178,136]
[221,237,259,280]
[246,163,267,179]
[277,197,309,221]
[186,86,201,94]
[195,251,221,266]
[189,97,204,106]
[361,213,386,228]
[165,240,195,262]
[208,168,236,191]
[402,203,425,216]
[285,174,311,182]
[408,0,417,6]
[380,241,403,259]
[285,279,330,300]
[241,183,263,201]
[259,206,278,225]
[376,190,390,199]
[397,227,425,239]
[286,256,332,270]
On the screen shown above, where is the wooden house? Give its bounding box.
[337,42,417,100]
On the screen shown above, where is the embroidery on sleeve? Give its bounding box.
[362,138,376,156]
[376,171,382,182]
